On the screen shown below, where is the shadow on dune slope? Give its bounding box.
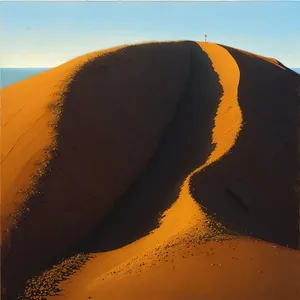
[190,45,300,248]
[1,41,222,299]
[2,41,300,300]
[78,42,222,252]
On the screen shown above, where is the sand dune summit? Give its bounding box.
[1,41,300,300]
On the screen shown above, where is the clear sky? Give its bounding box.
[0,1,299,68]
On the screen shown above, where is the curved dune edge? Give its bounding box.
[3,42,299,300]
[1,45,124,227]
[150,42,241,238]
[2,41,211,299]
[45,43,242,299]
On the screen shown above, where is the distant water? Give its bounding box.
[1,68,50,88]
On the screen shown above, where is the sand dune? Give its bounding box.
[190,44,300,247]
[57,239,300,300]
[1,41,299,299]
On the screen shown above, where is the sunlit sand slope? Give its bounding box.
[1,41,206,298]
[61,239,300,300]
[49,42,299,300]
[46,41,242,300]
[1,41,299,299]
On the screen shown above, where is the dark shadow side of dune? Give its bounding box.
[1,41,222,299]
[77,42,222,253]
[190,45,300,249]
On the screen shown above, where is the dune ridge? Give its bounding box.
[1,41,299,299]
[16,41,239,299]
[190,44,299,247]
[2,41,196,298]
[141,42,242,254]
[50,42,299,300]
[72,42,242,296]
[157,42,241,233]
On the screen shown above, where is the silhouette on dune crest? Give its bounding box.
[1,41,299,299]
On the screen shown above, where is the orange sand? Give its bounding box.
[54,239,300,300]
[1,46,123,223]
[1,41,299,299]
[48,42,245,299]
[50,42,299,300]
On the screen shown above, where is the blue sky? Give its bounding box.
[0,1,299,68]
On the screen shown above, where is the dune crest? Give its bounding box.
[51,42,299,300]
[1,41,299,299]
[1,41,195,298]
[46,42,243,299]
[151,42,242,245]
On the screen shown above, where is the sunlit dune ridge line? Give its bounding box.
[1,41,299,300]
[2,41,207,298]
[154,42,242,239]
[84,42,242,291]
[68,42,241,289]
[51,41,299,300]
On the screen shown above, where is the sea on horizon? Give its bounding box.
[1,67,300,89]
[1,68,50,88]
